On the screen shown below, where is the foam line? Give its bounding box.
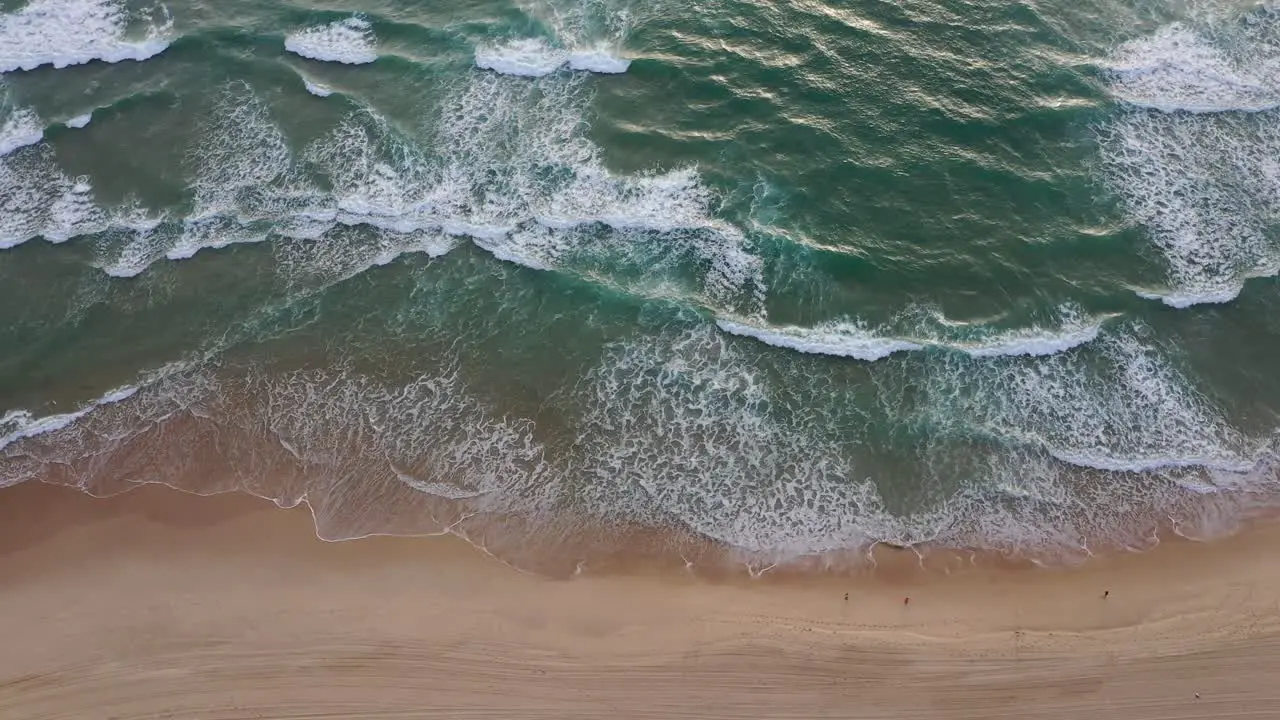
[0,385,137,453]
[717,308,1105,360]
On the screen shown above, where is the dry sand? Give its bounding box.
[2,481,1280,719]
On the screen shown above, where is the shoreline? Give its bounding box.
[3,480,1280,718]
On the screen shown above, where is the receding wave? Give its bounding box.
[0,385,137,460]
[1,319,1272,569]
[900,327,1255,475]
[7,0,1280,577]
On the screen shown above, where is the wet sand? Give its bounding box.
[2,480,1279,719]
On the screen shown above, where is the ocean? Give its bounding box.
[1,0,1279,574]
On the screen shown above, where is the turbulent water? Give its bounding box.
[2,0,1280,573]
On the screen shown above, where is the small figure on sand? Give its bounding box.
[844,593,849,601]
[903,596,910,606]
[1103,590,1109,598]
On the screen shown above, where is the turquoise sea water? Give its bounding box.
[2,0,1279,571]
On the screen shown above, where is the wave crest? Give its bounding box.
[475,37,630,77]
[1100,9,1280,306]
[718,305,1106,361]
[0,0,171,73]
[285,16,377,65]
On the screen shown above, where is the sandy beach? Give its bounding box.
[2,481,1279,719]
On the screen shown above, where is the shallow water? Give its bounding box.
[1,0,1279,571]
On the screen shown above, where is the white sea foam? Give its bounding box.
[0,107,42,156]
[72,88,322,270]
[285,16,376,65]
[717,318,922,361]
[167,216,268,260]
[0,0,171,74]
[475,38,568,77]
[65,112,92,129]
[0,135,170,258]
[1135,286,1244,308]
[470,226,566,271]
[1100,107,1280,306]
[0,88,121,247]
[1100,9,1280,306]
[274,227,459,289]
[0,83,43,156]
[534,167,718,232]
[97,221,172,277]
[717,306,1106,361]
[1106,24,1280,112]
[572,325,895,553]
[164,84,330,261]
[567,48,630,73]
[857,328,1271,556]
[475,37,630,76]
[0,319,1271,563]
[0,143,109,249]
[569,325,1202,558]
[43,177,101,243]
[949,313,1104,357]
[86,201,169,276]
[910,328,1253,474]
[255,367,554,514]
[0,384,137,453]
[512,0,635,73]
[0,355,563,540]
[105,74,760,313]
[305,75,762,311]
[303,79,333,97]
[93,84,339,270]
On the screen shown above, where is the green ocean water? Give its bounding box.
[2,0,1279,570]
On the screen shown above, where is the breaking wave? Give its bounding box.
[1100,7,1280,307]
[0,0,171,74]
[0,106,42,157]
[718,305,1107,361]
[475,37,630,77]
[1,143,108,248]
[284,16,377,65]
[64,112,92,129]
[89,77,764,315]
[1,318,1273,569]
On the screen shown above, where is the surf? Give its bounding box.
[717,305,1109,361]
[284,16,377,65]
[1099,6,1280,307]
[475,38,630,77]
[0,0,171,73]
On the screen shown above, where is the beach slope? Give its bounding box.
[2,481,1279,719]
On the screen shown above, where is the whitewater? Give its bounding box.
[0,0,1279,573]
